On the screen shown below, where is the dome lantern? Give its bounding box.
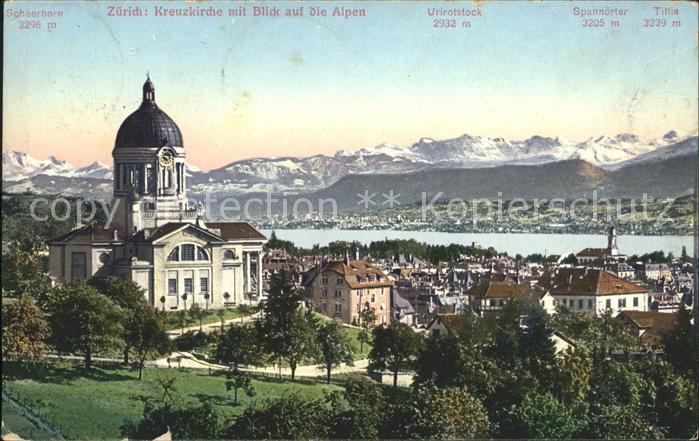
[143,73,155,102]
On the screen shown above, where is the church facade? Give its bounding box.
[48,77,267,310]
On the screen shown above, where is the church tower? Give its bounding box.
[111,76,202,237]
[607,225,619,256]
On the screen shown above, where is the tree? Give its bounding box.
[128,401,221,440]
[357,302,376,353]
[203,293,210,310]
[285,309,320,381]
[217,308,226,330]
[181,293,188,311]
[316,320,354,383]
[156,376,179,404]
[261,270,319,380]
[44,283,123,368]
[588,359,650,410]
[413,385,490,439]
[225,394,330,439]
[368,322,422,387]
[642,359,697,438]
[174,310,190,335]
[214,323,263,368]
[415,334,465,388]
[226,368,255,404]
[1,297,49,361]
[663,308,696,377]
[189,303,205,333]
[503,391,584,439]
[587,405,665,439]
[553,347,593,404]
[88,277,147,364]
[328,376,386,439]
[127,302,170,380]
[1,234,52,300]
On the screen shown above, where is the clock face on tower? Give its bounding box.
[159,150,174,168]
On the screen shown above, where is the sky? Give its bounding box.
[3,1,698,170]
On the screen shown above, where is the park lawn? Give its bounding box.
[4,362,341,440]
[1,398,58,440]
[344,326,372,360]
[161,306,254,331]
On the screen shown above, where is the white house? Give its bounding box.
[540,268,649,317]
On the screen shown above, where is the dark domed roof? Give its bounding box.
[115,77,183,148]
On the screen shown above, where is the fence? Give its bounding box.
[243,369,350,387]
[2,382,66,440]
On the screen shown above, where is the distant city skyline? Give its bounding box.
[4,1,698,169]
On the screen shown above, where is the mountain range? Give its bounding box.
[2,131,696,207]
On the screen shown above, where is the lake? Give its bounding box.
[261,229,694,257]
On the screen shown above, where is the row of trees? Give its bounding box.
[2,277,170,380]
[126,375,490,440]
[264,231,500,264]
[409,300,697,439]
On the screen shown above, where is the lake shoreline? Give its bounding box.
[261,229,694,256]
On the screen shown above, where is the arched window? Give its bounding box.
[167,244,209,262]
[181,244,195,261]
[167,248,179,261]
[223,250,235,260]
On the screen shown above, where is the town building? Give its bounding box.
[576,225,626,264]
[304,258,392,324]
[48,77,266,310]
[392,291,417,326]
[466,276,550,315]
[616,310,680,347]
[539,268,649,316]
[426,313,461,337]
[641,263,673,281]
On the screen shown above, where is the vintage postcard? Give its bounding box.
[2,1,697,440]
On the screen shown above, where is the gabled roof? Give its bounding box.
[48,224,121,244]
[427,313,460,333]
[617,310,679,331]
[467,277,544,300]
[617,310,680,346]
[132,222,227,243]
[310,260,393,289]
[576,247,608,257]
[543,268,647,296]
[393,291,416,314]
[206,222,267,241]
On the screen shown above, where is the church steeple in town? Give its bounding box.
[607,225,619,256]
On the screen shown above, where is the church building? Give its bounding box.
[48,77,267,310]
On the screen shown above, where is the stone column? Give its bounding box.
[256,252,263,297]
[244,252,251,294]
[143,165,148,194]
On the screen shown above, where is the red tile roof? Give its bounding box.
[467,277,544,300]
[316,260,393,289]
[576,247,608,257]
[544,268,647,296]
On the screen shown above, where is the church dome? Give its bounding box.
[114,76,183,148]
